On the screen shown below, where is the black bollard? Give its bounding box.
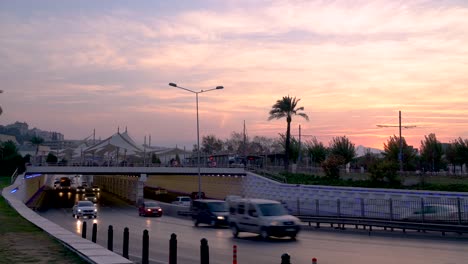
[200,238,209,264]
[169,233,177,264]
[107,225,113,251]
[92,223,97,243]
[142,230,149,264]
[82,221,87,239]
[123,227,129,259]
[281,253,291,264]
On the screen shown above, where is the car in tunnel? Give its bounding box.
[83,192,98,203]
[72,201,97,219]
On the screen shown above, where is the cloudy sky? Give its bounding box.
[1,0,467,150]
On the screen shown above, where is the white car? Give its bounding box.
[83,193,98,203]
[172,196,192,207]
[72,201,97,219]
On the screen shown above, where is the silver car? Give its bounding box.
[401,204,462,222]
[72,201,97,219]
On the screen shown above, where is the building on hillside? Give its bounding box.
[4,121,29,135]
[0,134,18,145]
[30,128,64,141]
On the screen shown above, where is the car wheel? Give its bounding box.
[231,225,239,238]
[290,233,297,240]
[260,228,269,240]
[194,218,199,227]
[72,213,75,218]
[76,215,80,219]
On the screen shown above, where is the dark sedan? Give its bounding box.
[138,201,163,217]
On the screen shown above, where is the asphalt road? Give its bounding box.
[38,192,468,264]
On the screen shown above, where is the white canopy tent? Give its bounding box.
[82,130,144,166]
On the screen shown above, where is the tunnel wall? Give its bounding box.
[23,175,46,203]
[145,175,244,199]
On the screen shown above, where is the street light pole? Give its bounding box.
[169,83,224,199]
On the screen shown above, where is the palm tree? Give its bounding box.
[268,96,309,171]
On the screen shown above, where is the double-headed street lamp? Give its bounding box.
[169,82,224,199]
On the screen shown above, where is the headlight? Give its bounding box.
[217,216,225,220]
[78,209,82,212]
[270,221,280,226]
[94,209,98,212]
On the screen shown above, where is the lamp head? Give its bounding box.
[169,83,177,87]
[216,86,224,90]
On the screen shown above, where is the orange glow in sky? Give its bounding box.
[1,1,467,150]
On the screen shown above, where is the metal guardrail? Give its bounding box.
[297,215,468,235]
[281,197,468,224]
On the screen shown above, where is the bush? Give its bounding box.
[321,155,345,179]
[368,159,400,184]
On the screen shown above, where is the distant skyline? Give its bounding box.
[1,1,468,150]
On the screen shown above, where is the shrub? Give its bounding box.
[321,155,345,179]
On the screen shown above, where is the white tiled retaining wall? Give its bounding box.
[242,172,468,215]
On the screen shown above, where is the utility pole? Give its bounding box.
[377,110,416,173]
[398,111,402,172]
[298,124,302,165]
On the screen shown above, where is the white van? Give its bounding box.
[228,198,301,240]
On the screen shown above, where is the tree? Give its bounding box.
[446,137,468,173]
[30,136,44,163]
[250,136,276,154]
[46,153,58,164]
[321,154,345,179]
[419,133,444,172]
[224,131,246,154]
[329,136,356,165]
[304,137,328,166]
[268,96,309,172]
[201,135,224,154]
[151,153,161,165]
[0,140,25,175]
[383,135,417,171]
[355,149,380,170]
[278,134,301,164]
[368,159,399,184]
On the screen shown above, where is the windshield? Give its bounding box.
[145,202,159,207]
[207,202,228,212]
[78,201,94,207]
[258,203,287,216]
[181,197,191,202]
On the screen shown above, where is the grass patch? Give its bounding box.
[0,176,87,263]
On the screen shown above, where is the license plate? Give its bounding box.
[286,228,295,232]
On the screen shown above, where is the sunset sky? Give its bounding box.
[1,0,468,150]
